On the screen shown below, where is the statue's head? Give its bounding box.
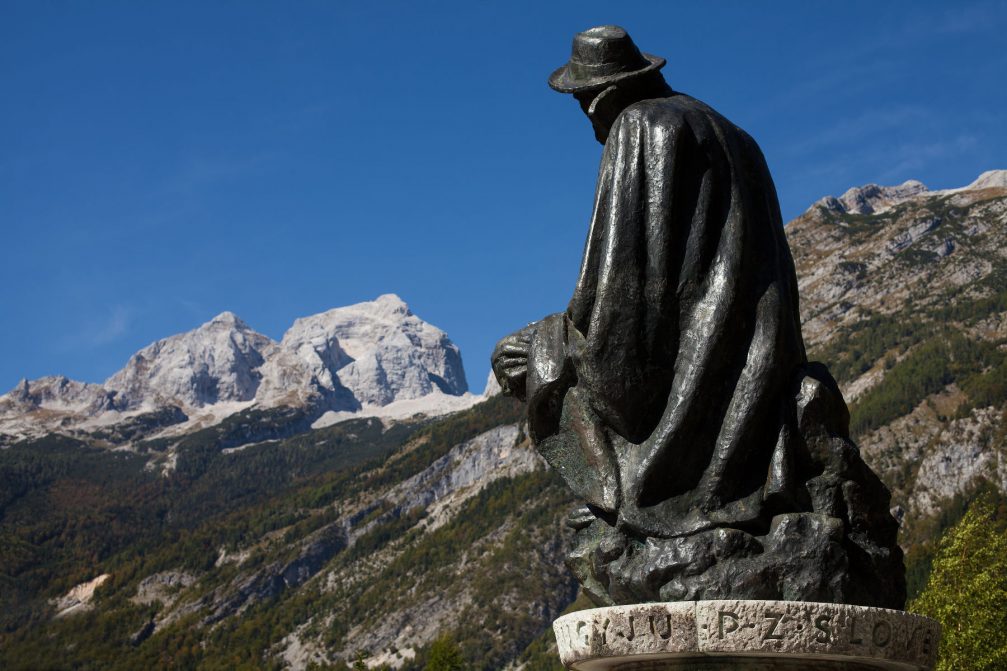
[549,25,668,144]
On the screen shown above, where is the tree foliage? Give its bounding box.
[0,395,560,671]
[848,331,1001,437]
[424,635,465,671]
[909,494,1007,670]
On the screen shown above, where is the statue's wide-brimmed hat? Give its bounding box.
[549,25,666,93]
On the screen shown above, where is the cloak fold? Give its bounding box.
[503,90,903,609]
[536,94,807,539]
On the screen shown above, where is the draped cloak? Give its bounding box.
[525,93,809,540]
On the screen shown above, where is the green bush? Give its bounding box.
[909,494,1007,670]
[424,635,466,671]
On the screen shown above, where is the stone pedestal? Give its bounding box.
[553,601,940,670]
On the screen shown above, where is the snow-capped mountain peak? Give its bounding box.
[279,294,467,407]
[104,313,273,410]
[1,296,474,443]
[208,311,248,327]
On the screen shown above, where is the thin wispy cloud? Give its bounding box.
[750,3,1005,125]
[784,106,931,157]
[89,305,132,346]
[176,297,207,319]
[877,135,979,182]
[897,2,1005,41]
[785,133,979,211]
[125,153,273,234]
[58,305,134,352]
[168,154,270,196]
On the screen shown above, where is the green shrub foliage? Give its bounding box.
[909,494,1007,670]
[424,635,465,671]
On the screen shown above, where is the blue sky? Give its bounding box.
[2,1,1005,393]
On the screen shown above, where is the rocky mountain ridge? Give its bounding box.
[1,170,1005,671]
[812,169,1007,216]
[0,294,476,444]
[788,169,1007,568]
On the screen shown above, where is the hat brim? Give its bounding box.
[548,53,666,93]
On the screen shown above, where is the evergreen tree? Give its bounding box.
[424,634,465,671]
[909,494,1007,670]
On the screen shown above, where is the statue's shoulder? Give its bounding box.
[621,96,685,123]
[620,94,724,131]
[623,94,756,153]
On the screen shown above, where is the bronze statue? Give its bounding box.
[493,26,905,608]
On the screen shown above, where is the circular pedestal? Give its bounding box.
[553,601,940,670]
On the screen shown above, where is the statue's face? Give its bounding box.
[574,86,621,145]
[576,88,612,145]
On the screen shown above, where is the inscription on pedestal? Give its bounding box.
[695,600,935,661]
[555,602,697,657]
[554,600,940,671]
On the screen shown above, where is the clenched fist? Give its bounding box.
[491,327,533,401]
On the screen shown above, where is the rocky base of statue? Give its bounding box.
[552,364,906,610]
[553,601,939,670]
[567,509,901,608]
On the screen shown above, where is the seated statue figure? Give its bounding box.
[492,26,905,609]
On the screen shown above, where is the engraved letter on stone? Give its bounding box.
[649,613,672,640]
[872,620,892,647]
[814,615,832,644]
[763,612,785,641]
[848,616,864,645]
[718,611,740,639]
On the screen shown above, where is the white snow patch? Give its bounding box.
[222,439,279,455]
[311,391,485,429]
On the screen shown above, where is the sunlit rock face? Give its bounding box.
[0,294,470,443]
[787,169,1007,546]
[106,311,272,409]
[277,293,467,408]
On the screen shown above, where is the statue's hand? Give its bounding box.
[566,505,596,530]
[492,329,532,401]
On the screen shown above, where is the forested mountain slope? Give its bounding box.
[1,172,1005,670]
[787,170,1007,592]
[1,395,576,670]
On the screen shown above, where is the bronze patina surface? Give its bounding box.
[493,26,905,610]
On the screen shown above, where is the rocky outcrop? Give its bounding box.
[821,179,929,215]
[52,574,111,618]
[280,294,467,406]
[106,312,272,409]
[2,376,124,415]
[388,424,538,530]
[132,570,197,607]
[908,406,1006,517]
[961,169,1007,191]
[483,369,502,397]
